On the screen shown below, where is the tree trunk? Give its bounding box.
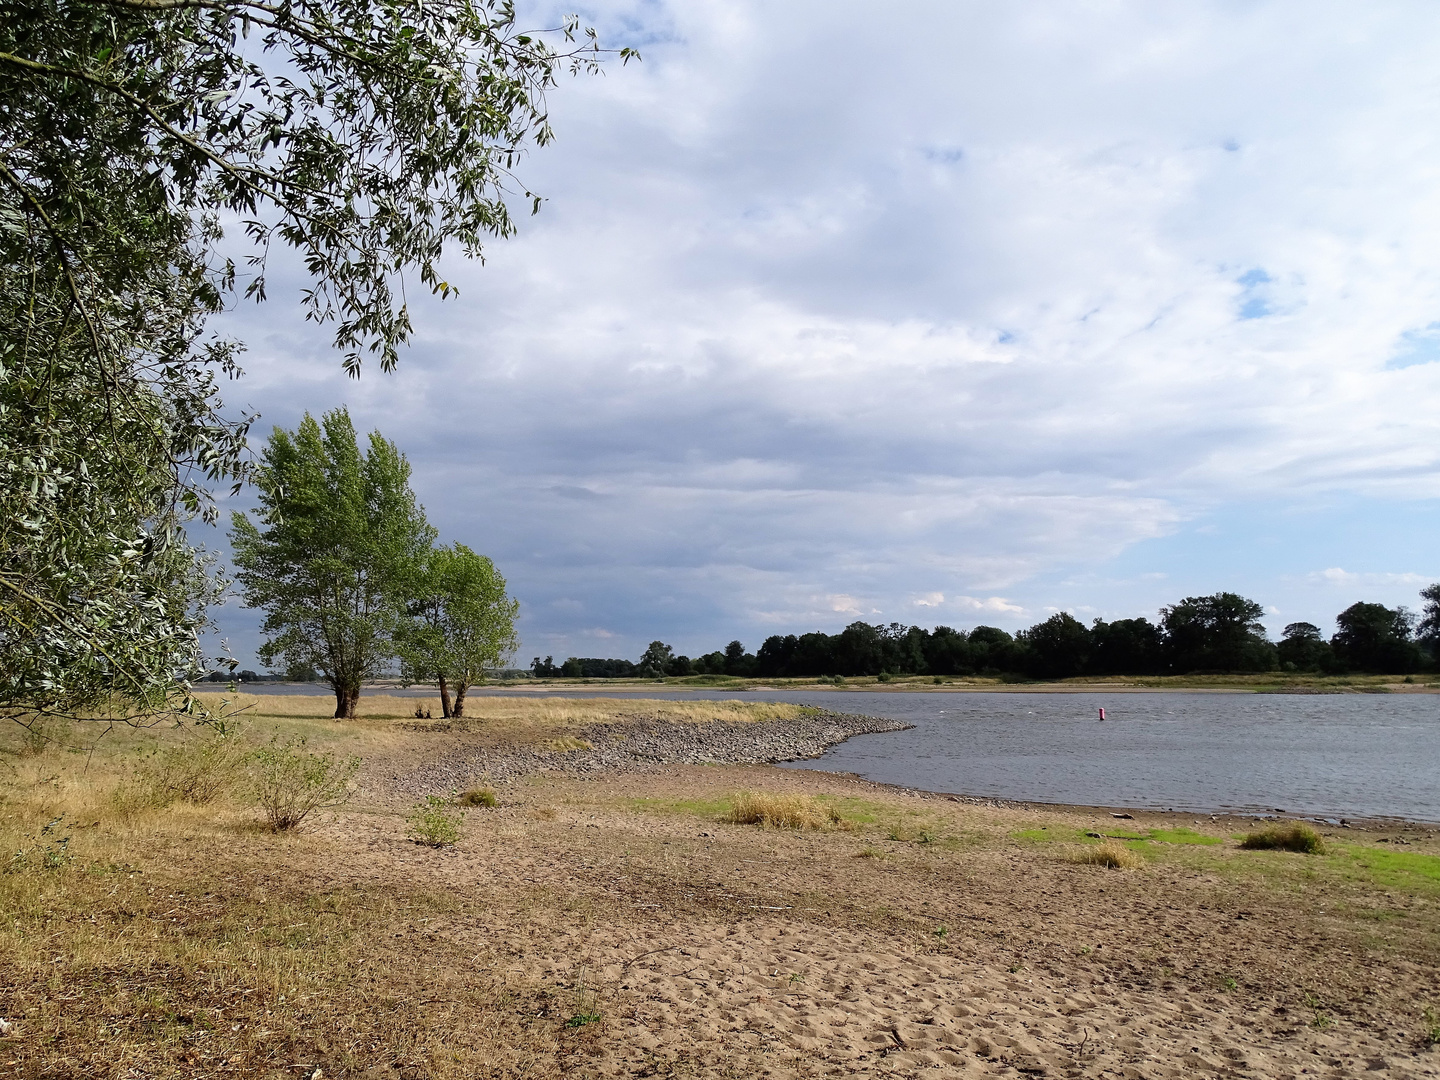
[451,682,467,718]
[333,685,359,719]
[438,674,452,719]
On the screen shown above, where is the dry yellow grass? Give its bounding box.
[198,692,806,726]
[1066,841,1146,868]
[725,791,848,830]
[1239,821,1326,854]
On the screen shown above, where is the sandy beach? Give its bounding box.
[3,696,1438,1078]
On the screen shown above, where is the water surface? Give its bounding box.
[243,685,1439,821]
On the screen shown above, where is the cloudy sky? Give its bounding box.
[208,0,1440,668]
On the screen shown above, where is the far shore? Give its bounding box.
[230,672,1440,694]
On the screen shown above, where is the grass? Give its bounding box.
[543,735,594,752]
[724,791,850,830]
[458,787,498,808]
[1066,842,1146,869]
[1342,847,1440,893]
[1240,822,1326,854]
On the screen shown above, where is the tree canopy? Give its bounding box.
[398,543,519,717]
[231,409,436,718]
[0,1,626,719]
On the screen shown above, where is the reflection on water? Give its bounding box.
[242,685,1439,821]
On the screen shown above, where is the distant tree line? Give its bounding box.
[532,588,1440,680]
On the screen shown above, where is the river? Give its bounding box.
[241,685,1440,822]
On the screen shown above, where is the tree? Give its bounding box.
[398,543,518,717]
[723,640,757,677]
[1090,618,1163,676]
[637,641,674,678]
[1277,622,1334,673]
[1331,602,1423,674]
[1417,584,1440,657]
[967,626,1017,674]
[921,626,973,677]
[230,409,436,718]
[1,2,628,719]
[1160,593,1276,673]
[756,635,798,678]
[1018,613,1091,679]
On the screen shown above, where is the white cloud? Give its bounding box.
[1308,568,1433,588]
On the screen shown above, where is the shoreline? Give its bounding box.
[232,678,1440,695]
[393,706,1440,830]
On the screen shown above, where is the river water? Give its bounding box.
[243,685,1440,822]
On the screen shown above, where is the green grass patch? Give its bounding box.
[810,795,887,825]
[1343,847,1440,893]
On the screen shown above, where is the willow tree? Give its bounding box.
[398,544,519,717]
[0,1,630,719]
[231,410,436,719]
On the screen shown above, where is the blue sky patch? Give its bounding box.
[1388,323,1440,369]
[1236,268,1273,320]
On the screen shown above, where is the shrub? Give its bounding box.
[6,816,73,872]
[408,795,463,847]
[1239,822,1325,854]
[247,735,360,831]
[1067,842,1145,869]
[458,787,497,808]
[121,727,250,810]
[725,792,850,830]
[12,717,67,757]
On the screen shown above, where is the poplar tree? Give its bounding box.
[230,409,436,718]
[398,544,519,717]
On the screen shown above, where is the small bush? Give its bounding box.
[11,717,68,758]
[725,792,849,830]
[1422,1006,1440,1046]
[118,727,249,812]
[1239,822,1325,854]
[458,787,497,808]
[6,816,73,873]
[408,795,463,847]
[248,735,360,831]
[876,671,893,683]
[1067,842,1145,869]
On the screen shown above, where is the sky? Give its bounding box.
[206,0,1440,669]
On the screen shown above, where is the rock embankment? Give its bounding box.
[387,711,910,797]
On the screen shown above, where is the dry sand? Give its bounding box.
[300,760,1440,1079]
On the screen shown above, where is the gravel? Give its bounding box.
[386,711,912,797]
